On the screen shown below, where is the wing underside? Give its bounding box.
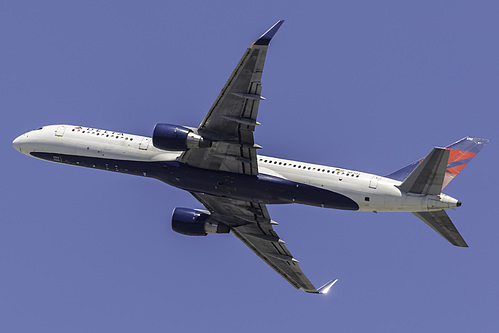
[179,21,285,176]
[191,192,321,293]
[180,21,335,294]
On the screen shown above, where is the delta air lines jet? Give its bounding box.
[12,21,489,294]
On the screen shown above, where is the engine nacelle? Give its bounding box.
[171,207,230,236]
[153,123,211,151]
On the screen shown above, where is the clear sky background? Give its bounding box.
[1,1,498,332]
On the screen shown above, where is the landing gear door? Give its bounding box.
[55,125,67,137]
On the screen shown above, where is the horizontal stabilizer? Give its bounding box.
[413,210,468,247]
[398,147,449,195]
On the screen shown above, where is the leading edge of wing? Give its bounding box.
[253,20,285,45]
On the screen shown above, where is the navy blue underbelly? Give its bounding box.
[31,152,359,211]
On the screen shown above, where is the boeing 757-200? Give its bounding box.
[13,21,489,294]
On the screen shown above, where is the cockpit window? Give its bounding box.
[35,127,43,130]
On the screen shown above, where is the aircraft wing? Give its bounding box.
[179,21,284,176]
[191,192,332,293]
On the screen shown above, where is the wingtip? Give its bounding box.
[254,20,285,45]
[317,278,338,295]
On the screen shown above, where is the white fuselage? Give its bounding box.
[13,125,460,213]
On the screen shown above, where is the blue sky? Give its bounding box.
[2,1,498,332]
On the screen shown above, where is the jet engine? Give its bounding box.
[171,207,230,236]
[153,123,211,151]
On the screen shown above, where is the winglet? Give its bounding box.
[317,279,338,295]
[254,20,285,45]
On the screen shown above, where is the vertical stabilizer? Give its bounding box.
[387,137,489,190]
[442,137,489,189]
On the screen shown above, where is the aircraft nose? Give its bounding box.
[12,135,24,153]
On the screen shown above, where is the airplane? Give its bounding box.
[12,20,489,294]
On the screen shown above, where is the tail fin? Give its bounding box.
[387,137,489,189]
[443,137,489,188]
[390,137,488,248]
